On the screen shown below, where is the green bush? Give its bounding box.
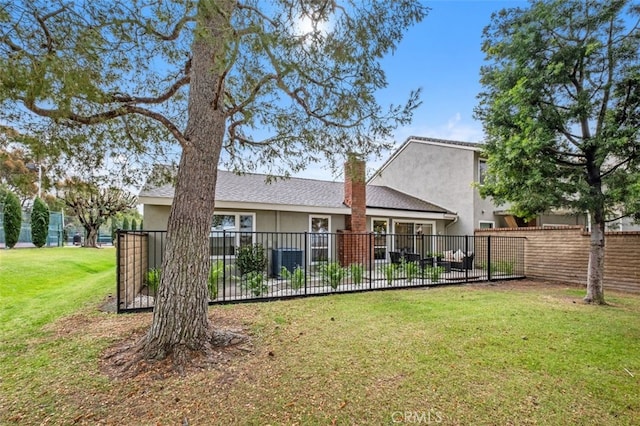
[30,197,49,248]
[131,218,137,231]
[110,219,118,243]
[208,260,226,299]
[122,217,130,230]
[242,271,268,296]
[423,266,444,282]
[478,260,516,275]
[145,268,161,294]
[3,191,22,249]
[319,261,346,290]
[380,263,400,285]
[280,265,306,290]
[402,260,420,283]
[236,243,267,276]
[349,263,364,286]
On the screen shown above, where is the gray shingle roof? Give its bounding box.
[408,136,484,149]
[139,168,452,214]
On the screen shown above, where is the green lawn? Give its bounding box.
[1,248,639,425]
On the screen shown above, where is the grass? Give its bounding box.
[1,248,640,425]
[0,247,116,339]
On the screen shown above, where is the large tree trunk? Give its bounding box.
[144,1,231,361]
[584,213,606,305]
[84,227,98,247]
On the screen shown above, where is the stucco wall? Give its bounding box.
[142,205,347,233]
[371,141,491,236]
[476,226,640,293]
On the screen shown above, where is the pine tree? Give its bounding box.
[3,191,22,249]
[30,197,50,248]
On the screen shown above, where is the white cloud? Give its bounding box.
[394,113,485,143]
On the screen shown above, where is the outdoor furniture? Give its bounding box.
[442,250,474,270]
[389,251,420,264]
[436,260,452,273]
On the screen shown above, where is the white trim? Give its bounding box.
[365,208,454,220]
[210,212,256,258]
[391,219,437,252]
[139,196,458,221]
[478,220,495,229]
[309,215,332,263]
[478,158,487,185]
[372,218,390,262]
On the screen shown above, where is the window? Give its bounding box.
[210,213,255,256]
[479,221,494,229]
[310,215,330,262]
[392,221,435,256]
[478,159,487,185]
[372,219,389,260]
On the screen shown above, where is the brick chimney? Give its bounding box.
[338,154,371,268]
[344,154,366,233]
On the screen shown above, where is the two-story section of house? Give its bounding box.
[369,137,498,235]
[369,136,588,236]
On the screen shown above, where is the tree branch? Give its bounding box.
[600,153,637,180]
[143,15,196,41]
[23,99,187,146]
[260,39,368,129]
[109,59,191,105]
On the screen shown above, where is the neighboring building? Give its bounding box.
[369,136,588,236]
[138,158,457,262]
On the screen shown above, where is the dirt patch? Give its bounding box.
[469,278,584,292]
[96,309,256,381]
[99,326,253,381]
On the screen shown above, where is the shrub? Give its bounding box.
[349,263,364,286]
[402,260,420,283]
[423,266,444,282]
[145,268,161,294]
[320,261,346,289]
[110,219,118,243]
[30,197,49,248]
[478,260,516,275]
[242,271,268,296]
[380,263,399,285]
[236,243,267,276]
[493,260,515,275]
[280,265,306,290]
[122,217,130,230]
[208,260,225,299]
[3,191,22,249]
[131,218,137,231]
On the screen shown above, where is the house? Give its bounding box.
[138,157,458,264]
[369,136,588,235]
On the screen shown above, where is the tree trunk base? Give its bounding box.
[100,325,252,380]
[583,295,607,305]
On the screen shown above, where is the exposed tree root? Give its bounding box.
[100,325,252,380]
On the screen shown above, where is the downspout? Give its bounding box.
[444,213,458,234]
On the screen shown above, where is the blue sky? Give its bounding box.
[301,0,529,180]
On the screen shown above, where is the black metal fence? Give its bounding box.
[116,230,525,312]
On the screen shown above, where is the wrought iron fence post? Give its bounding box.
[369,232,373,289]
[116,230,121,313]
[304,232,308,295]
[465,235,469,283]
[222,230,227,301]
[487,235,492,281]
